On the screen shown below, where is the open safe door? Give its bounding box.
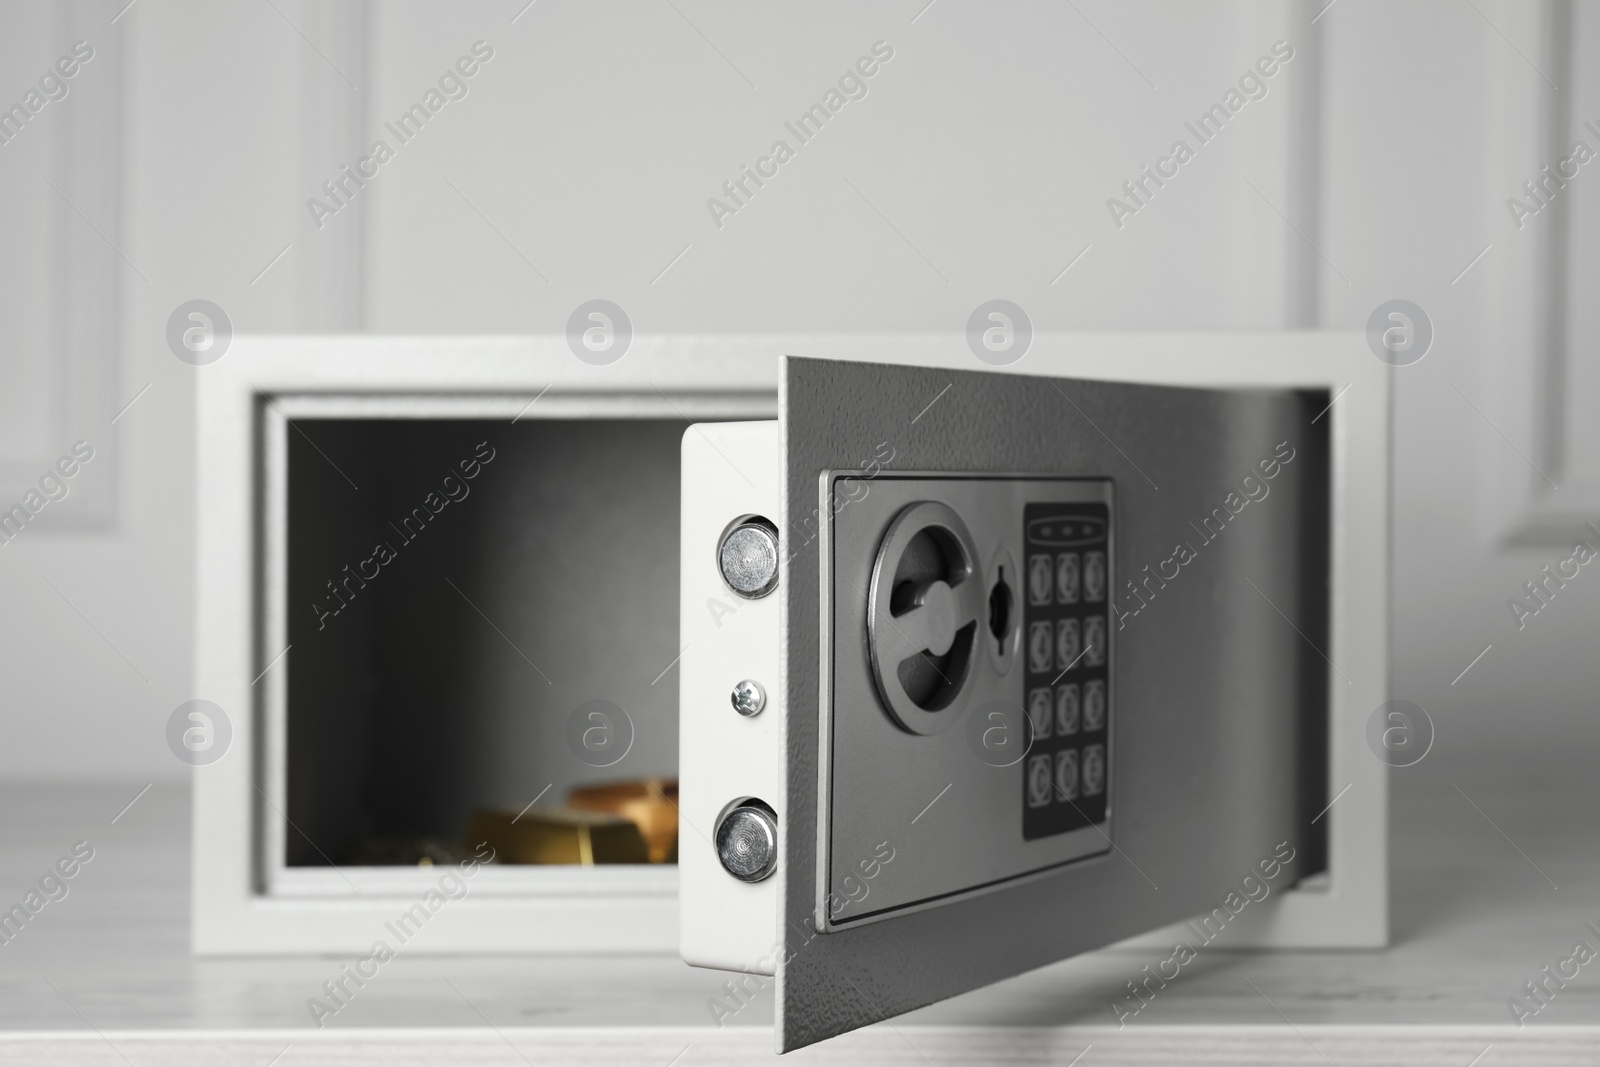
[681,355,1330,1052]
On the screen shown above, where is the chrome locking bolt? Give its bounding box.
[718,518,779,599]
[716,803,778,882]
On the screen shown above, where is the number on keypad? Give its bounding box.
[1027,687,1053,741]
[1027,621,1054,674]
[1055,683,1079,736]
[1056,618,1080,672]
[1083,615,1106,667]
[1027,754,1053,808]
[1055,749,1079,801]
[1083,551,1106,602]
[1056,552,1080,604]
[1083,679,1106,732]
[1028,554,1053,606]
[1082,744,1105,796]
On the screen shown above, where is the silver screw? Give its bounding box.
[731,679,766,717]
[716,804,778,882]
[719,519,779,599]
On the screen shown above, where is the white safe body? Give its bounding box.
[194,333,1387,1049]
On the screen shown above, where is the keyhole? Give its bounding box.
[988,566,1013,655]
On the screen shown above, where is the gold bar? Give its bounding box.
[567,778,679,864]
[465,807,648,865]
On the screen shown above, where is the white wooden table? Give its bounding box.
[0,760,1591,1065]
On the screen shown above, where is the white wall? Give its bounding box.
[0,0,1593,782]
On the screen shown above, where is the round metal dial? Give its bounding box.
[866,501,984,736]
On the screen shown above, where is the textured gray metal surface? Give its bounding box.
[777,356,1324,1051]
[824,477,1117,922]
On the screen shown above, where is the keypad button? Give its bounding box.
[1082,744,1105,796]
[1083,551,1107,602]
[1027,754,1053,808]
[1055,552,1080,604]
[1055,749,1079,801]
[1056,618,1080,672]
[1028,554,1053,606]
[1027,621,1053,674]
[1027,687,1053,740]
[1083,679,1106,731]
[1083,615,1106,667]
[1055,683,1080,736]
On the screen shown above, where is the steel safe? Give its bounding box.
[193,334,1388,1053]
